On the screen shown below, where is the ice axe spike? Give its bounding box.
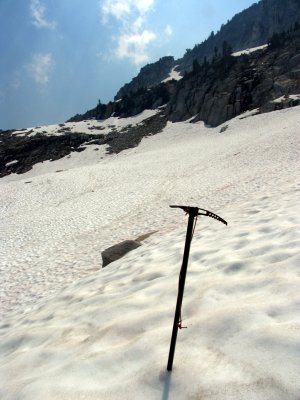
[167,205,227,372]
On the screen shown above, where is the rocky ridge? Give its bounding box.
[167,28,300,125]
[115,0,300,97]
[0,111,167,177]
[115,56,175,100]
[69,26,300,127]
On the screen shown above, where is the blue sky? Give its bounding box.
[0,0,257,129]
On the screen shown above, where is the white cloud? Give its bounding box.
[101,0,131,21]
[30,0,56,29]
[27,53,55,86]
[116,30,156,64]
[101,0,154,22]
[165,24,173,36]
[133,15,145,31]
[100,0,156,65]
[135,0,154,15]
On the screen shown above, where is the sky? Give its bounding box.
[0,0,257,130]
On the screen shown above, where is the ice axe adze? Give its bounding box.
[167,205,227,372]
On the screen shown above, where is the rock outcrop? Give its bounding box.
[105,111,167,154]
[166,28,300,126]
[0,131,104,177]
[0,111,167,177]
[114,56,175,100]
[68,84,170,122]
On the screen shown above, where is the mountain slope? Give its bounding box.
[115,56,175,100]
[179,0,300,72]
[69,26,300,127]
[2,26,299,178]
[115,0,300,98]
[167,27,300,124]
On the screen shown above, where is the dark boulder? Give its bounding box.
[101,240,142,268]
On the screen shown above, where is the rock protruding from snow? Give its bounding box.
[102,240,142,267]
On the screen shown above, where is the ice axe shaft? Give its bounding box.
[167,206,227,372]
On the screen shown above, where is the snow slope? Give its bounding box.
[232,44,268,57]
[12,109,159,137]
[0,106,299,399]
[162,66,183,82]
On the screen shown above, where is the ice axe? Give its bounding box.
[167,205,227,372]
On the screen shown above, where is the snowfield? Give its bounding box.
[12,109,160,137]
[162,65,183,82]
[0,106,299,399]
[231,44,268,57]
